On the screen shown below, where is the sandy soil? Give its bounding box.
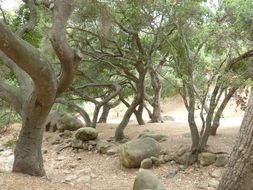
[0,96,244,190]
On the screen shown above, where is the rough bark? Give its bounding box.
[210,87,237,136]
[98,100,120,123]
[218,87,253,190]
[0,0,79,176]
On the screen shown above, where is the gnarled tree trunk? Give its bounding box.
[218,87,253,190]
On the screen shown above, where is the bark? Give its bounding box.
[218,87,253,190]
[91,105,101,128]
[0,0,79,176]
[135,103,145,125]
[210,88,237,136]
[98,100,120,123]
[115,69,146,141]
[150,70,163,123]
[98,104,111,123]
[115,97,140,141]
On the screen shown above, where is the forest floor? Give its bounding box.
[0,96,244,190]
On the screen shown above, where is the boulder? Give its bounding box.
[133,169,166,190]
[72,138,83,149]
[198,152,217,166]
[214,155,229,167]
[175,151,197,165]
[57,114,83,132]
[75,127,98,141]
[120,137,161,168]
[96,141,111,154]
[59,130,73,138]
[139,130,168,142]
[45,111,61,132]
[140,158,153,169]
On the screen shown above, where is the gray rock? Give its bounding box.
[51,137,61,145]
[77,176,91,183]
[151,156,160,166]
[120,137,161,168]
[45,111,61,132]
[214,155,229,167]
[165,169,178,178]
[96,141,111,154]
[208,178,219,188]
[198,152,217,166]
[65,175,77,182]
[59,130,73,138]
[57,114,83,132]
[140,158,153,169]
[209,169,224,178]
[162,115,175,121]
[75,127,98,141]
[163,154,174,162]
[71,138,83,149]
[133,169,166,190]
[106,146,118,155]
[76,168,92,176]
[176,146,188,157]
[139,130,168,142]
[176,152,197,165]
[0,146,5,152]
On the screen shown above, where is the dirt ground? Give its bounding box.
[0,96,244,190]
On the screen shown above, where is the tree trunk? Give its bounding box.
[210,88,237,136]
[91,105,101,128]
[13,98,52,176]
[150,69,163,123]
[218,87,253,190]
[115,97,139,141]
[135,103,145,125]
[13,124,45,176]
[98,104,111,123]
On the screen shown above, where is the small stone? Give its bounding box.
[164,154,174,162]
[83,142,89,150]
[77,157,82,161]
[214,155,229,167]
[88,140,97,146]
[0,146,5,152]
[65,175,77,182]
[42,149,48,154]
[198,152,217,166]
[151,156,160,166]
[91,173,97,178]
[179,165,187,170]
[140,158,153,169]
[208,178,219,188]
[106,146,118,155]
[170,160,176,165]
[77,176,91,183]
[196,184,207,189]
[1,150,13,157]
[51,137,61,145]
[76,168,92,176]
[176,146,188,157]
[56,156,66,161]
[165,169,178,178]
[209,169,224,178]
[63,170,71,174]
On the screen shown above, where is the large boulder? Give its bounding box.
[45,111,62,132]
[75,127,98,141]
[57,114,84,132]
[138,130,168,142]
[120,137,161,168]
[198,152,217,166]
[133,169,167,190]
